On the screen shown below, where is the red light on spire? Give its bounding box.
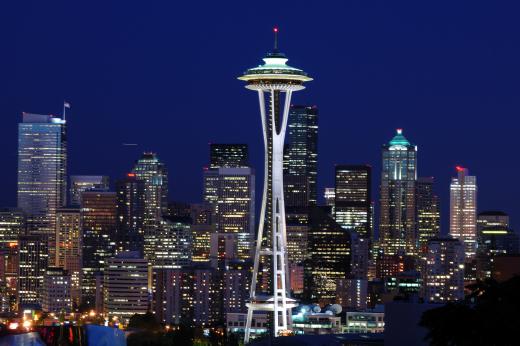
[455,166,465,172]
[273,27,278,33]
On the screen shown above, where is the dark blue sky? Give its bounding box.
[2,1,520,232]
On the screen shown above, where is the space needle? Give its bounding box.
[238,28,312,343]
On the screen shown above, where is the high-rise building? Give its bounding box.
[149,216,192,269]
[42,267,72,313]
[104,252,149,324]
[132,152,168,233]
[449,166,477,261]
[334,165,372,238]
[204,167,255,261]
[416,177,440,251]
[81,191,117,308]
[115,173,145,254]
[238,31,312,341]
[477,211,509,231]
[323,188,335,214]
[223,260,252,315]
[56,208,82,308]
[304,207,351,305]
[210,144,249,168]
[424,237,465,302]
[379,129,417,256]
[283,105,318,207]
[18,235,48,308]
[69,175,109,207]
[0,209,25,310]
[18,113,67,265]
[152,266,218,326]
[0,209,25,247]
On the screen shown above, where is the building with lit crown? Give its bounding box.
[379,129,417,256]
[449,166,477,261]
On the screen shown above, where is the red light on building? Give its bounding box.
[455,166,465,172]
[127,173,136,177]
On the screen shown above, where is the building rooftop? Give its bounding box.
[388,128,411,147]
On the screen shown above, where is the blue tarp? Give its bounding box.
[0,332,46,346]
[85,325,126,346]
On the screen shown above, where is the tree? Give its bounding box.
[420,276,520,345]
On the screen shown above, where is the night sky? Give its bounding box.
[2,1,520,233]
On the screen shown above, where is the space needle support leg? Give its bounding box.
[245,89,268,344]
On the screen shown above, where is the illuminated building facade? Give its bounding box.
[210,144,249,168]
[379,129,417,256]
[304,207,351,305]
[334,165,372,238]
[150,216,192,269]
[416,177,440,251]
[18,234,48,308]
[152,266,218,326]
[223,260,252,314]
[115,173,145,253]
[323,188,335,214]
[42,267,72,313]
[104,252,149,324]
[336,278,368,310]
[424,237,465,302]
[0,208,25,311]
[132,152,168,260]
[204,167,255,261]
[69,175,109,207]
[81,191,117,307]
[56,208,82,308]
[283,105,318,207]
[449,167,477,261]
[17,113,67,265]
[238,29,312,341]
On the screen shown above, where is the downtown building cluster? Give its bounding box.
[1,72,519,342]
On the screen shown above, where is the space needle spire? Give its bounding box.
[238,28,312,343]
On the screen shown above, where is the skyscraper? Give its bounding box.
[416,177,441,250]
[149,216,192,269]
[81,191,117,308]
[210,144,249,168]
[69,175,109,207]
[133,153,168,261]
[0,209,24,312]
[379,129,417,256]
[238,29,312,341]
[204,144,255,261]
[449,166,477,261]
[424,237,465,302]
[304,207,351,305]
[334,165,372,238]
[42,267,72,313]
[56,208,82,308]
[18,235,48,308]
[104,252,149,324]
[204,167,255,261]
[283,105,318,207]
[18,113,67,264]
[115,173,145,253]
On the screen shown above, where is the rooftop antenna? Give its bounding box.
[273,27,278,50]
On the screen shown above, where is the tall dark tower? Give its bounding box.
[238,28,312,342]
[283,105,318,207]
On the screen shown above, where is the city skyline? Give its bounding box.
[2,2,520,234]
[2,2,520,344]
